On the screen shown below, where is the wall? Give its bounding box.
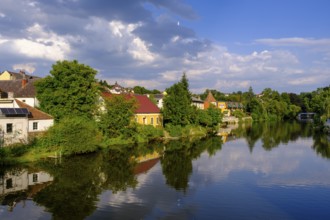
[0,117,29,146]
[28,119,54,133]
[135,113,162,127]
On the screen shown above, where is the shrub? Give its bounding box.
[165,124,183,137]
[136,124,164,141]
[42,116,102,155]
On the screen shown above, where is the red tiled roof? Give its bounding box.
[133,94,160,114]
[205,91,216,102]
[15,99,53,120]
[101,92,160,114]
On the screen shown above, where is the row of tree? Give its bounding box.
[198,85,329,122]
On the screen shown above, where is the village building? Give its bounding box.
[0,71,40,107]
[101,92,162,127]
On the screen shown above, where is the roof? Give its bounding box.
[134,94,160,114]
[204,91,216,103]
[15,99,53,120]
[192,97,204,103]
[0,78,40,97]
[1,70,39,80]
[102,92,160,114]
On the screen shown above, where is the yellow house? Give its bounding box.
[0,70,25,80]
[101,92,162,127]
[133,94,162,127]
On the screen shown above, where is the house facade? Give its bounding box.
[101,92,162,127]
[0,108,29,146]
[134,94,162,127]
[15,99,54,135]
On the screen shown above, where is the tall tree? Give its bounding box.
[163,73,193,126]
[35,60,99,121]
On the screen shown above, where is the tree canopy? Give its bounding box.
[163,73,193,126]
[35,60,99,121]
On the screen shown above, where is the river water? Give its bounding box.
[1,121,330,220]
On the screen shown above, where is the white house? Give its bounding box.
[15,99,54,134]
[0,108,29,146]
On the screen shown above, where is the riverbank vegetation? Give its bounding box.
[2,59,328,162]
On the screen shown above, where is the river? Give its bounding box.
[1,121,330,220]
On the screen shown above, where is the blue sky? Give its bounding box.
[0,0,329,94]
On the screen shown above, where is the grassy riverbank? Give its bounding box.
[1,124,211,164]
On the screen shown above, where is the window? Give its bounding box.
[157,117,159,125]
[33,173,38,182]
[6,178,13,189]
[33,122,38,130]
[151,117,154,125]
[143,117,146,124]
[6,123,13,133]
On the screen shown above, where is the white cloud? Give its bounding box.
[13,63,36,73]
[0,23,71,61]
[0,12,5,18]
[85,18,158,64]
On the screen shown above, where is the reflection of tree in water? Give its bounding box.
[238,121,314,151]
[101,148,138,193]
[161,140,193,191]
[161,137,222,191]
[33,149,138,220]
[312,133,330,159]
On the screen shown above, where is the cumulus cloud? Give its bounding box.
[0,0,329,93]
[0,23,70,61]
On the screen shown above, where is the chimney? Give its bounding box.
[21,70,27,88]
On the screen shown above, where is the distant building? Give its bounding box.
[192,97,204,110]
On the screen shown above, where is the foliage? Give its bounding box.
[35,60,99,121]
[134,124,164,142]
[163,73,194,126]
[133,86,160,94]
[98,95,137,138]
[232,110,245,119]
[41,116,102,155]
[165,124,183,137]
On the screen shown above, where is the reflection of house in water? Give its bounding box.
[218,124,239,143]
[0,169,53,210]
[133,152,160,175]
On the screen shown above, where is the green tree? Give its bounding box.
[35,60,99,121]
[163,73,193,126]
[98,95,137,138]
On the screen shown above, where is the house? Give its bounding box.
[101,92,162,127]
[134,94,162,127]
[0,107,29,146]
[109,81,133,94]
[192,97,204,110]
[204,91,217,109]
[0,99,53,146]
[15,99,54,136]
[152,93,164,109]
[0,70,39,81]
[0,73,40,107]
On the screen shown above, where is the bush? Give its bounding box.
[41,116,102,155]
[165,124,183,137]
[232,110,245,119]
[136,124,164,141]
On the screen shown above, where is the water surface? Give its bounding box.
[1,121,330,219]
